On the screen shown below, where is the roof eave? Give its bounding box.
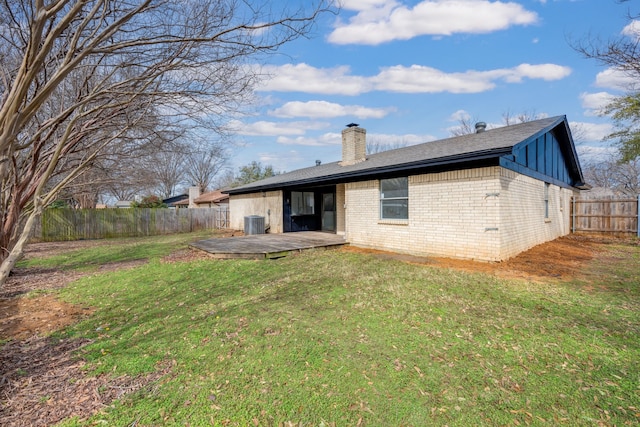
[226,148,512,195]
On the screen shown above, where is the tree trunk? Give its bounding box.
[0,207,39,287]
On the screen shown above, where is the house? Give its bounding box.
[163,194,189,208]
[193,189,229,208]
[114,201,133,208]
[176,187,230,208]
[225,116,587,261]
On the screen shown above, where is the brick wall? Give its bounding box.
[345,166,574,261]
[336,183,346,236]
[229,191,283,233]
[499,168,575,259]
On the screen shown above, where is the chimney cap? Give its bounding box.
[346,123,359,128]
[315,160,321,166]
[475,122,487,133]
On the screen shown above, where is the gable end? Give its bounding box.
[505,118,584,188]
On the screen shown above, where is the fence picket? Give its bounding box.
[571,196,639,235]
[34,207,229,242]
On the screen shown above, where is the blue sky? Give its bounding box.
[225,0,630,173]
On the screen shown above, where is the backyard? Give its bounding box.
[0,231,638,426]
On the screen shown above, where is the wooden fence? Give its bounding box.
[34,207,229,242]
[571,196,639,236]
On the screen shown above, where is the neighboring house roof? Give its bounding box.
[163,194,189,206]
[226,116,586,195]
[194,189,229,204]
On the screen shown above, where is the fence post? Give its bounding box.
[637,195,640,238]
[572,196,576,234]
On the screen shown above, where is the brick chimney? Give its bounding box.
[340,123,366,166]
[188,186,200,208]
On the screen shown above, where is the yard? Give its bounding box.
[0,232,638,426]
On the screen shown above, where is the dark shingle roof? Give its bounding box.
[227,116,573,194]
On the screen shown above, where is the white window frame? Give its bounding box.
[544,182,550,219]
[380,177,408,220]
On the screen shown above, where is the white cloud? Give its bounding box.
[257,64,370,95]
[341,0,395,11]
[257,63,571,95]
[275,130,435,148]
[570,121,613,143]
[508,63,571,81]
[622,20,640,39]
[258,150,305,172]
[277,132,342,146]
[568,121,616,163]
[373,65,496,93]
[580,92,615,116]
[270,100,395,119]
[595,68,636,91]
[368,132,437,145]
[372,63,571,93]
[449,110,471,122]
[227,119,329,136]
[329,0,538,45]
[576,144,617,163]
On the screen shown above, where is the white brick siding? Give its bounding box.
[345,166,575,261]
[229,166,576,261]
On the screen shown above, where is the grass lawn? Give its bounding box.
[19,234,640,426]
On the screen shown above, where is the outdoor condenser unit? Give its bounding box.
[244,215,265,235]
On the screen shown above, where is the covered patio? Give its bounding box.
[190,231,347,260]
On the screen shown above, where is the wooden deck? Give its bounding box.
[190,231,347,259]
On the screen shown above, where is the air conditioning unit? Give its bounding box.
[244,215,265,235]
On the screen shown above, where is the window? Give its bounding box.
[291,191,315,215]
[544,182,550,219]
[380,177,408,220]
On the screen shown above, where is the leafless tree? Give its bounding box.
[186,147,229,193]
[573,0,640,161]
[145,149,188,199]
[0,0,336,285]
[366,136,409,155]
[449,115,480,136]
[582,157,640,196]
[502,109,544,126]
[449,110,547,137]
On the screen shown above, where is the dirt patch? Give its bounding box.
[342,234,617,282]
[0,294,94,340]
[1,259,147,340]
[0,335,173,427]
[161,248,212,264]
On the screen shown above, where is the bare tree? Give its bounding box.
[366,136,409,154]
[184,139,229,193]
[573,0,640,161]
[0,0,335,284]
[145,149,188,199]
[582,157,640,196]
[449,115,480,136]
[449,110,547,137]
[502,109,544,126]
